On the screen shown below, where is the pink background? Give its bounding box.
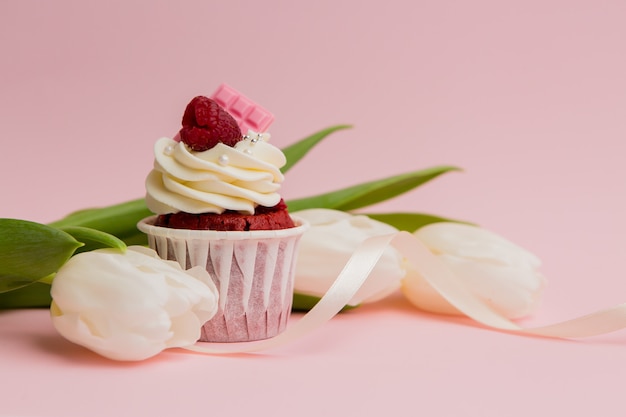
[2,1,626,416]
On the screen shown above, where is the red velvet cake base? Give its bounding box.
[154,200,295,231]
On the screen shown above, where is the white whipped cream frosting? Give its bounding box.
[145,132,286,215]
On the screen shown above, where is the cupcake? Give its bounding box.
[137,84,307,343]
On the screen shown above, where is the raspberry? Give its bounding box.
[179,96,242,151]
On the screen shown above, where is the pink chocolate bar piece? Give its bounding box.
[210,84,274,134]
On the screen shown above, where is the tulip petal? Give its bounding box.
[416,222,541,268]
[292,209,405,306]
[50,247,219,361]
[402,223,546,319]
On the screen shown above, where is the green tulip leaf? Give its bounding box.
[0,219,83,293]
[286,165,461,212]
[364,212,472,233]
[58,226,127,254]
[292,292,321,311]
[49,198,151,245]
[118,231,150,246]
[292,292,358,312]
[281,125,352,173]
[0,282,52,309]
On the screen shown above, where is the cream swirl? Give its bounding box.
[145,132,286,215]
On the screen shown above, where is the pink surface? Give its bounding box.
[2,1,626,416]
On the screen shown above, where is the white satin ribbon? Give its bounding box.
[184,231,626,354]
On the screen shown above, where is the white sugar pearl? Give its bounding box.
[218,155,229,166]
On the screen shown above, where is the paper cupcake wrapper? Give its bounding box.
[138,216,307,342]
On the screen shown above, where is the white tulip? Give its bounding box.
[402,222,547,319]
[292,209,405,305]
[50,246,219,361]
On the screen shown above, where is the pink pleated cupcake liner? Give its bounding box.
[138,216,307,342]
